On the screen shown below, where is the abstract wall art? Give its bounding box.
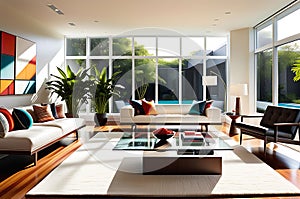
[0,31,36,95]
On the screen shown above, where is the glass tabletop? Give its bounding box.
[113,131,233,152]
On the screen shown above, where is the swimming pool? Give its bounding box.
[278,103,300,109]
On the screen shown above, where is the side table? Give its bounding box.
[228,115,240,136]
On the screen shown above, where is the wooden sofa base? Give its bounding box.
[0,129,81,166]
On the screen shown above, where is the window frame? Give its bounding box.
[254,1,300,111]
[65,35,229,113]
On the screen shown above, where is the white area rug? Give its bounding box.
[26,131,300,198]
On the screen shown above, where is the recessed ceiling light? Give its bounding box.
[68,22,76,27]
[47,4,64,15]
[225,11,231,15]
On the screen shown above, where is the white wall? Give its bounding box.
[229,28,256,114]
[0,4,64,108]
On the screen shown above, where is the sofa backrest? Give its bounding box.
[260,105,300,139]
[155,104,191,114]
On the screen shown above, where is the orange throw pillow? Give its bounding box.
[142,99,157,115]
[33,105,55,122]
[55,104,66,119]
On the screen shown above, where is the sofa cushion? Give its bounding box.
[0,126,63,152]
[0,113,9,138]
[0,108,14,131]
[33,118,85,135]
[188,100,206,115]
[155,104,191,114]
[12,108,33,130]
[142,99,157,115]
[133,114,209,124]
[33,105,55,122]
[130,99,145,115]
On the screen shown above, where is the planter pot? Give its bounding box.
[65,113,74,118]
[94,113,107,126]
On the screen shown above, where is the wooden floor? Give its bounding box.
[0,124,300,199]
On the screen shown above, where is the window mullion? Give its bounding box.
[272,18,278,106]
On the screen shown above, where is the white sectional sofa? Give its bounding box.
[0,106,85,165]
[120,104,221,130]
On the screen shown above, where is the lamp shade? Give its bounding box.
[202,76,217,86]
[230,84,248,96]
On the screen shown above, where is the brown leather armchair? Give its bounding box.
[235,106,300,156]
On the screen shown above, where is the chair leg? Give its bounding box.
[239,132,243,145]
[264,137,267,157]
[33,153,38,166]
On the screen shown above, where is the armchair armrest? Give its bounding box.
[273,122,300,142]
[273,122,300,126]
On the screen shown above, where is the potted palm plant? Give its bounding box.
[46,65,90,117]
[90,66,121,126]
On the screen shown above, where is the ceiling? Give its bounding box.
[0,0,296,37]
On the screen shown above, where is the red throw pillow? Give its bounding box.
[33,105,55,122]
[0,108,14,131]
[205,100,213,109]
[142,99,157,115]
[203,100,214,116]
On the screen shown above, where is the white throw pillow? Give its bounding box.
[0,112,9,138]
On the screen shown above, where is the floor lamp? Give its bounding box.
[202,76,218,99]
[230,84,248,115]
[202,76,217,86]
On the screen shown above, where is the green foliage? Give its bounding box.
[90,67,122,114]
[67,38,86,56]
[291,59,300,82]
[46,65,90,116]
[90,38,109,56]
[292,99,300,104]
[111,38,166,100]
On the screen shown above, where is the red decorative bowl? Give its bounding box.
[152,128,175,140]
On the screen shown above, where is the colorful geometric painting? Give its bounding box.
[15,80,36,95]
[16,37,36,81]
[0,31,15,80]
[0,80,14,95]
[0,31,36,95]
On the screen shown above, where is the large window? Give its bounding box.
[255,2,300,111]
[65,36,228,113]
[277,8,300,41]
[278,40,300,105]
[256,49,272,112]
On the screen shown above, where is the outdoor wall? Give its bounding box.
[229,28,255,114]
[0,4,64,108]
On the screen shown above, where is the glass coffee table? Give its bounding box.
[113,131,233,155]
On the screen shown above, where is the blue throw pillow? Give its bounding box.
[130,99,145,115]
[188,100,206,115]
[12,108,33,130]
